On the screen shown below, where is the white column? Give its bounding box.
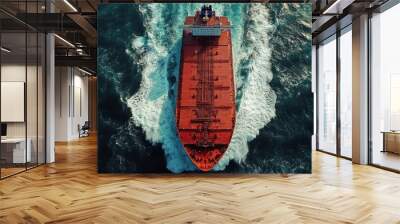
[352,14,369,164]
[46,33,55,163]
[45,0,55,163]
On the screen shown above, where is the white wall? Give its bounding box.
[55,67,89,141]
[72,73,89,138]
[55,66,69,141]
[1,65,27,139]
[1,64,42,137]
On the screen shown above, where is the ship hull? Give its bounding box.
[176,14,235,172]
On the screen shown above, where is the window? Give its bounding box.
[317,35,337,154]
[370,3,400,171]
[0,1,47,179]
[339,27,352,158]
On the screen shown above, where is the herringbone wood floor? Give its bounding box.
[1,135,400,224]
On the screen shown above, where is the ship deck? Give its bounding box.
[176,15,235,171]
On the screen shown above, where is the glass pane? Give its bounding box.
[0,1,46,178]
[27,31,38,169]
[371,4,400,171]
[1,31,27,177]
[312,46,317,150]
[318,36,337,154]
[38,33,45,165]
[340,28,352,158]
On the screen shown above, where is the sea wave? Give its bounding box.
[214,4,276,170]
[126,3,276,173]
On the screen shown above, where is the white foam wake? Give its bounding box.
[127,4,198,172]
[126,4,276,173]
[213,4,276,170]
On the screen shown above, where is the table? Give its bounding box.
[1,138,31,163]
[382,131,400,154]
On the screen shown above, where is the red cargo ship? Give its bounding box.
[176,6,235,172]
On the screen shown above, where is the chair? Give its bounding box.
[78,121,90,138]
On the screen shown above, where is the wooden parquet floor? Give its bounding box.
[1,135,400,224]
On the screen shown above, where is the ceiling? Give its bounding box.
[311,0,391,43]
[1,0,394,74]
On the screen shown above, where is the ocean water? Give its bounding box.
[98,3,312,173]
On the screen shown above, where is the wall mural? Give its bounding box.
[98,3,312,173]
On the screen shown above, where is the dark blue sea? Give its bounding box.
[98,3,312,173]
